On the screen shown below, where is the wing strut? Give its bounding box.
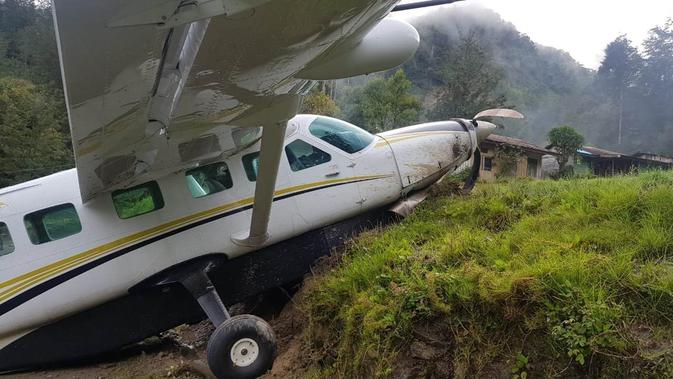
[232,121,288,247]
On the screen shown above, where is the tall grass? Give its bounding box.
[302,171,673,378]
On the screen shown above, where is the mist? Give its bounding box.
[338,4,673,156]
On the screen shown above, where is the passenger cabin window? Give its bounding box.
[0,223,14,256]
[112,181,164,219]
[186,162,233,198]
[308,117,374,154]
[242,152,260,182]
[285,139,331,172]
[24,204,82,245]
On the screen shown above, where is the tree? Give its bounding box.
[639,19,673,150]
[0,0,62,86]
[300,90,340,117]
[430,34,506,119]
[355,69,421,132]
[0,78,72,187]
[641,19,673,98]
[546,126,584,175]
[596,35,642,145]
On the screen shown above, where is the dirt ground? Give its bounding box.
[4,285,309,379]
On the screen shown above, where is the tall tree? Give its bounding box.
[596,35,642,146]
[0,78,72,187]
[0,0,35,35]
[0,0,61,85]
[639,19,673,148]
[355,69,421,132]
[430,34,506,119]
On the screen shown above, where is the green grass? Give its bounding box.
[300,171,673,378]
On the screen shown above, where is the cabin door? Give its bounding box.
[284,136,361,229]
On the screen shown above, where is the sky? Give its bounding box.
[394,0,673,69]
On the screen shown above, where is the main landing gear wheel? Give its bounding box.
[207,315,277,379]
[174,264,278,379]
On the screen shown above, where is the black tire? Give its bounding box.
[206,314,277,379]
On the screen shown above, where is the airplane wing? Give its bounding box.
[52,0,420,244]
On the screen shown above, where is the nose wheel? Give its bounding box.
[207,315,277,379]
[177,266,277,379]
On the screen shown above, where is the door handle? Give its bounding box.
[325,171,340,177]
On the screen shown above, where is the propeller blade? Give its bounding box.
[391,0,463,12]
[461,149,481,194]
[474,108,525,120]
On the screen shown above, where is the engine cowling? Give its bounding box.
[378,120,474,191]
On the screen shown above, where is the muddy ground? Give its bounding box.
[4,284,309,379]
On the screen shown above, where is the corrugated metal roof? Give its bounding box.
[578,147,673,167]
[577,146,625,158]
[483,134,559,155]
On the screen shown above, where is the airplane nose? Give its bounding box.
[475,120,497,143]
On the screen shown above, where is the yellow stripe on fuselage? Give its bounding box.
[0,175,389,303]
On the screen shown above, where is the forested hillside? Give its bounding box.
[335,4,673,155]
[0,0,71,187]
[403,5,593,143]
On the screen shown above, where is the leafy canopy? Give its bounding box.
[547,126,584,171]
[0,77,71,187]
[430,33,507,119]
[300,90,340,117]
[597,35,642,96]
[357,69,421,132]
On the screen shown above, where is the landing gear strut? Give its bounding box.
[180,266,277,379]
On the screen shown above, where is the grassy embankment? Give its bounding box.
[300,172,673,378]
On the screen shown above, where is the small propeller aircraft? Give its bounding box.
[0,0,523,377]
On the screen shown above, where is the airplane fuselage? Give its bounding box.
[0,0,506,375]
[0,115,477,371]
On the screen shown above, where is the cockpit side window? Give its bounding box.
[308,117,374,154]
[285,139,331,172]
[0,222,14,256]
[186,162,233,198]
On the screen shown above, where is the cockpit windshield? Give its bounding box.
[308,117,374,154]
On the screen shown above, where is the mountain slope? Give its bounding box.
[401,4,595,145]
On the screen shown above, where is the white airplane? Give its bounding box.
[0,1,523,378]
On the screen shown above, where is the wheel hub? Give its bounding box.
[230,338,259,367]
